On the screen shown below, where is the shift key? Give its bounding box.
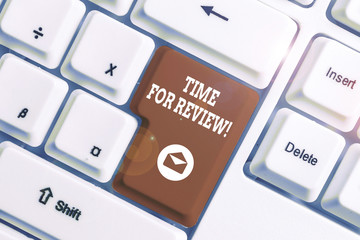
[113,47,259,227]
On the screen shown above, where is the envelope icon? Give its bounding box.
[163,152,188,174]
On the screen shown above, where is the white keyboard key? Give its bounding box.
[0,54,68,146]
[0,142,186,240]
[250,108,345,202]
[332,0,360,32]
[0,0,85,68]
[0,223,29,240]
[46,90,137,182]
[62,11,154,105]
[89,0,133,16]
[132,0,297,89]
[286,37,360,132]
[322,144,360,228]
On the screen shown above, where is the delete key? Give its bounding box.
[113,47,259,227]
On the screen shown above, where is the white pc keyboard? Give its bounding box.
[0,0,360,239]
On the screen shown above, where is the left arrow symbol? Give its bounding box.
[201,6,229,21]
[39,187,54,205]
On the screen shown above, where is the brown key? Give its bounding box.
[113,46,259,227]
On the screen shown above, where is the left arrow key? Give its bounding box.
[39,187,53,205]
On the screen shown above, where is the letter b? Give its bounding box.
[18,108,29,119]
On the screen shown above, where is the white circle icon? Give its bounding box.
[157,144,194,181]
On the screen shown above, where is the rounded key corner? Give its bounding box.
[90,0,133,17]
[64,55,80,76]
[251,73,271,90]
[49,132,64,151]
[143,34,156,49]
[283,14,300,35]
[60,60,71,78]
[25,135,43,148]
[302,191,319,203]
[40,56,61,70]
[320,196,334,210]
[0,53,23,68]
[69,89,87,99]
[0,14,13,36]
[142,0,154,18]
[91,169,112,183]
[180,215,199,228]
[0,52,14,62]
[272,108,293,121]
[75,0,87,12]
[44,139,55,154]
[321,143,360,227]
[87,9,104,20]
[126,113,139,128]
[57,77,70,91]
[330,0,360,34]
[0,141,15,151]
[290,0,315,8]
[155,46,180,59]
[249,158,267,177]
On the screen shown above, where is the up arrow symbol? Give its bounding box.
[39,187,54,205]
[201,6,229,21]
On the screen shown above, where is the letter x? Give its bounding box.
[105,63,117,76]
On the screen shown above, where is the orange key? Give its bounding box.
[113,46,259,227]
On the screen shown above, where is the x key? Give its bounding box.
[60,12,154,105]
[105,63,117,76]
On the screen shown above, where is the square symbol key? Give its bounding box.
[45,90,137,182]
[112,46,259,227]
